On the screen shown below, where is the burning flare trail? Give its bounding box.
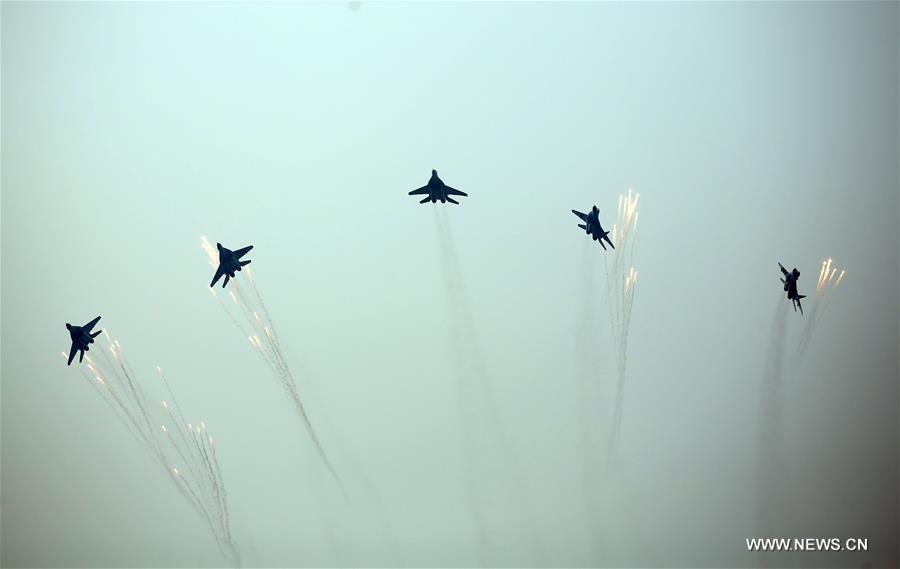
[201,237,345,497]
[797,258,846,357]
[603,189,640,458]
[62,333,241,567]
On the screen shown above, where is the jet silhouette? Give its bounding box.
[408,170,468,204]
[779,262,806,314]
[572,206,615,250]
[65,315,102,365]
[210,242,253,288]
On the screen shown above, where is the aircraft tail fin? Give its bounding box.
[90,330,102,338]
[602,230,615,249]
[578,224,587,230]
[239,260,251,267]
[798,294,806,299]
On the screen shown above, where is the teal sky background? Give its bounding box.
[2,2,898,568]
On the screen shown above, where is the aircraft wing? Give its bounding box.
[572,210,588,222]
[83,315,101,333]
[445,186,467,197]
[409,186,429,196]
[67,343,78,366]
[233,245,253,259]
[210,265,225,288]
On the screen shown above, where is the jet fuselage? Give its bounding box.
[572,206,615,249]
[585,207,601,233]
[218,244,241,278]
[210,243,253,288]
[66,324,93,350]
[778,262,805,313]
[408,169,467,204]
[426,170,447,203]
[65,315,102,365]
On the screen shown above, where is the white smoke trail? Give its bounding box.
[62,334,241,567]
[201,237,346,498]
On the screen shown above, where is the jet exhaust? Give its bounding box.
[756,299,789,568]
[433,208,547,567]
[575,238,607,563]
[433,207,493,566]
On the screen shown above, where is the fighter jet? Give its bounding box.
[210,242,253,288]
[779,262,806,314]
[65,315,102,365]
[572,206,615,250]
[408,170,468,204]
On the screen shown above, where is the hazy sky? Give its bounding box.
[2,2,898,568]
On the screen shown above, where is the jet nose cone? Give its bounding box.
[216,243,223,250]
[432,169,437,176]
[65,323,71,330]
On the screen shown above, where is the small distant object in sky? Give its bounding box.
[210,242,253,288]
[572,205,615,250]
[778,262,806,314]
[409,170,468,205]
[65,315,102,365]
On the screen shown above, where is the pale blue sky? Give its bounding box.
[2,2,897,567]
